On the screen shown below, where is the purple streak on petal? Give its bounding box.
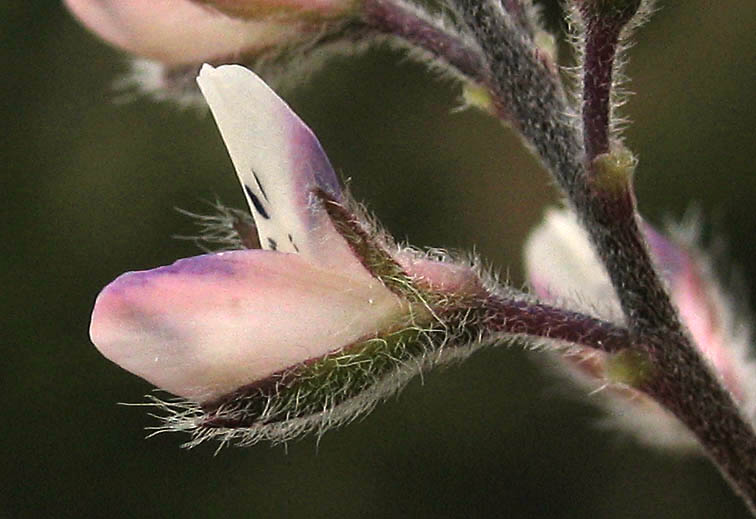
[106,253,238,291]
[288,114,342,200]
[158,253,238,276]
[641,222,687,279]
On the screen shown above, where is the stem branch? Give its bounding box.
[479,295,632,352]
[448,0,756,512]
[360,0,488,84]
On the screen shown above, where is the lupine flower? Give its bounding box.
[64,0,361,103]
[64,0,356,65]
[525,209,756,449]
[90,66,638,447]
[90,64,487,446]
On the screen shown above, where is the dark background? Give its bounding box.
[3,1,756,517]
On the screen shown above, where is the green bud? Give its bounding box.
[462,82,495,114]
[591,142,637,193]
[606,348,654,388]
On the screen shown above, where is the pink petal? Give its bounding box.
[198,0,354,18]
[642,224,752,403]
[64,0,303,64]
[91,250,405,402]
[395,252,487,296]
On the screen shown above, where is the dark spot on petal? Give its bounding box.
[288,233,299,252]
[252,169,269,201]
[267,237,277,251]
[245,185,270,220]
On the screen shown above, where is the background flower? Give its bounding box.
[64,0,356,64]
[63,0,362,102]
[525,209,756,450]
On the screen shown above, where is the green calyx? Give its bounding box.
[317,189,450,306]
[201,318,442,431]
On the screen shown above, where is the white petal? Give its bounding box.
[523,208,622,321]
[197,64,367,277]
[90,250,405,402]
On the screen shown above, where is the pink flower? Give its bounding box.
[525,209,756,449]
[193,0,355,18]
[90,64,483,444]
[64,0,356,65]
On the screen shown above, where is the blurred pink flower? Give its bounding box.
[64,0,356,65]
[525,209,756,449]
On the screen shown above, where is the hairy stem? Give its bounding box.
[501,0,535,36]
[450,0,585,195]
[581,20,619,159]
[580,9,756,512]
[580,181,756,514]
[579,0,641,160]
[643,332,756,515]
[476,294,632,352]
[360,0,488,83]
[319,187,634,354]
[449,0,756,512]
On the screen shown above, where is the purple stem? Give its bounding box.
[581,16,620,161]
[479,296,631,352]
[577,4,756,513]
[447,0,756,512]
[360,0,488,84]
